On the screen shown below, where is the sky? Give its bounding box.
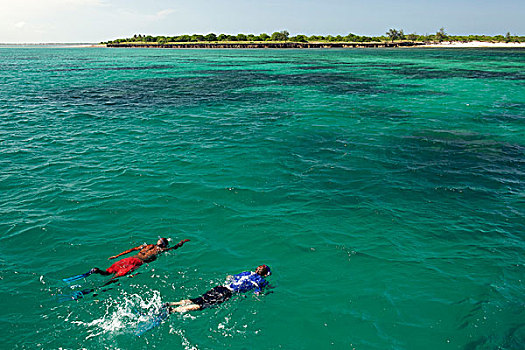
[0,0,524,43]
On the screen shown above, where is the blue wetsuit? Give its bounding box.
[226,271,269,294]
[189,271,268,309]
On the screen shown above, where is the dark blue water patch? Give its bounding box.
[362,130,525,241]
[46,71,287,110]
[213,63,250,67]
[359,63,412,68]
[389,130,525,196]
[463,324,525,350]
[45,67,411,110]
[393,66,525,80]
[265,71,384,95]
[297,66,339,70]
[44,67,387,105]
[394,83,425,88]
[455,69,524,80]
[273,71,373,84]
[499,65,525,69]
[188,68,271,76]
[255,60,298,65]
[478,112,525,124]
[68,57,96,61]
[493,102,525,111]
[49,65,174,72]
[331,62,418,68]
[482,102,525,123]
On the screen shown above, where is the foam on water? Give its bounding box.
[72,290,164,338]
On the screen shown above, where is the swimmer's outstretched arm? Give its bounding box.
[108,245,145,260]
[163,239,190,252]
[255,283,274,296]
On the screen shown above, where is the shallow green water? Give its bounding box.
[1,47,524,349]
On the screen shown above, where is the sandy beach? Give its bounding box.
[423,41,525,48]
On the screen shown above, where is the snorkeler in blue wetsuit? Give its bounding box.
[134,265,272,336]
[165,265,271,313]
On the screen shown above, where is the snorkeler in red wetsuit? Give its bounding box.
[63,238,189,285]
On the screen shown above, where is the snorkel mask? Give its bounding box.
[158,237,170,247]
[260,265,271,276]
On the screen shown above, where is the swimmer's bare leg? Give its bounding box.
[169,303,201,313]
[166,299,192,306]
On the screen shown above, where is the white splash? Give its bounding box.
[70,290,165,339]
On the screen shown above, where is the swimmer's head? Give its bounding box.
[256,265,271,277]
[157,237,169,248]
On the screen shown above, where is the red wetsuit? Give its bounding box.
[106,257,144,277]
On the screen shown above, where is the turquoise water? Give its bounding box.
[1,47,524,349]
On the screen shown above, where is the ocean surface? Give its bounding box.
[1,47,524,349]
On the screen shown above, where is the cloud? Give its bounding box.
[15,21,26,28]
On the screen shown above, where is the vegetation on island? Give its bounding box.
[385,28,524,43]
[104,29,525,45]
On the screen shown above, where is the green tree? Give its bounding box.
[407,33,418,41]
[259,33,270,41]
[435,27,447,42]
[505,32,512,43]
[190,34,204,42]
[205,33,217,41]
[177,35,191,42]
[236,33,247,41]
[386,29,400,42]
[291,34,308,42]
[345,33,359,42]
[271,30,289,41]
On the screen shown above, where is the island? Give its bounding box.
[103,30,525,49]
